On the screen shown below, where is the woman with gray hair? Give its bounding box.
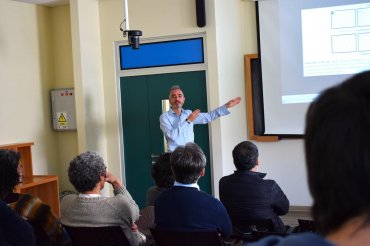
[60,151,144,246]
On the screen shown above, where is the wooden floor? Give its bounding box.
[281,206,312,227]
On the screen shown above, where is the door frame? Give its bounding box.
[114,32,216,193]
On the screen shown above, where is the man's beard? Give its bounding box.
[172,101,183,108]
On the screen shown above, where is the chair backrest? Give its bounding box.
[63,225,130,246]
[150,228,223,246]
[298,219,317,232]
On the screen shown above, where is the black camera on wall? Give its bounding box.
[126,30,142,49]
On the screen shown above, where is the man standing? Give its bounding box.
[154,143,232,239]
[160,85,241,152]
[219,141,289,233]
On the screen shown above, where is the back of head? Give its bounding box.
[304,70,370,235]
[68,151,106,193]
[232,141,258,171]
[170,143,206,184]
[151,153,175,188]
[0,149,20,199]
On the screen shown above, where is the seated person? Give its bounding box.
[146,152,174,206]
[60,151,144,246]
[0,149,66,245]
[155,143,232,239]
[247,71,370,245]
[0,200,35,246]
[219,141,289,233]
[136,153,174,245]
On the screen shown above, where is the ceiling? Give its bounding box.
[13,0,69,7]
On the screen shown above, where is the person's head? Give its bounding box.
[151,152,175,188]
[169,85,185,110]
[68,151,106,193]
[0,149,21,199]
[170,143,206,184]
[232,141,259,171]
[304,70,370,235]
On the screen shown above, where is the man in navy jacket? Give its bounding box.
[219,141,289,233]
[154,143,232,239]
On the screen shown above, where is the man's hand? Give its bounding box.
[225,97,241,109]
[131,222,138,232]
[105,171,123,189]
[187,109,201,122]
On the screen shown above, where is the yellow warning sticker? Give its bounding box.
[57,112,68,129]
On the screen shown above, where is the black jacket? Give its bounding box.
[219,170,289,232]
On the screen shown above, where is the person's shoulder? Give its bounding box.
[60,193,79,207]
[109,193,137,206]
[197,190,223,204]
[159,111,168,120]
[0,200,33,229]
[0,200,15,217]
[219,172,236,182]
[160,110,169,116]
[247,232,333,246]
[258,173,279,186]
[100,195,138,215]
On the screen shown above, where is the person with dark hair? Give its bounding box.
[219,141,289,233]
[249,71,370,245]
[146,152,174,206]
[136,153,174,245]
[0,149,35,246]
[0,149,68,245]
[154,143,232,238]
[0,149,21,200]
[160,85,241,151]
[60,151,145,246]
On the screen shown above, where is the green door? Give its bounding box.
[120,71,212,208]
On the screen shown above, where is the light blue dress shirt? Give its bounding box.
[159,105,230,151]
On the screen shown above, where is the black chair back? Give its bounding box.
[298,219,317,232]
[63,225,130,246]
[150,228,223,246]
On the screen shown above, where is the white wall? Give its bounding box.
[0,1,78,192]
[0,1,59,175]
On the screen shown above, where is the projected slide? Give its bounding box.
[258,0,370,134]
[302,3,370,77]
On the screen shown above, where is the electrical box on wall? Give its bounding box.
[51,88,77,131]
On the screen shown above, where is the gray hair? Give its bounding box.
[170,143,206,184]
[68,151,106,193]
[169,85,183,96]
